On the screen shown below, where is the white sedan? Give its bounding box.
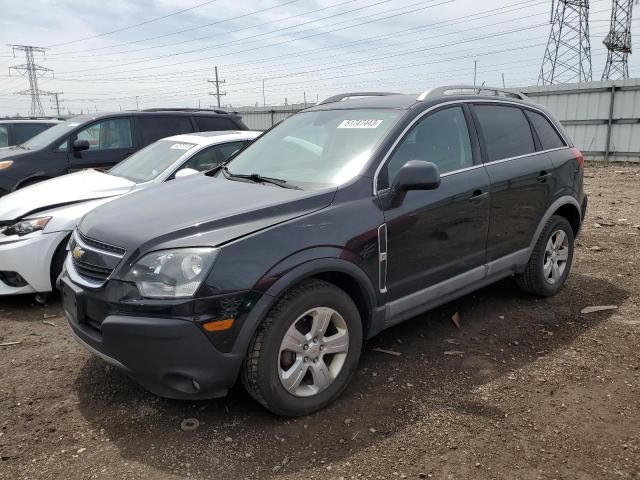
[0,130,260,301]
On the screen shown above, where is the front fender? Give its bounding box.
[229,254,381,367]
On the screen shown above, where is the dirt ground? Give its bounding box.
[1,162,639,480]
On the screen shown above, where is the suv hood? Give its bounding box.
[79,174,336,254]
[0,170,135,221]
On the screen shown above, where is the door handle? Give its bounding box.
[537,171,552,182]
[469,190,489,204]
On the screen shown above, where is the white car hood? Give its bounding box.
[0,170,136,221]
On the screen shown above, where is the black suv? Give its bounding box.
[0,109,247,195]
[61,86,587,417]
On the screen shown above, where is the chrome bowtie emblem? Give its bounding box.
[72,246,85,260]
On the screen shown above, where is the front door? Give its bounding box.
[68,117,135,171]
[378,105,491,302]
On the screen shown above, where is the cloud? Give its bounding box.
[0,0,633,115]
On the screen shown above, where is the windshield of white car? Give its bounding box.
[223,109,402,190]
[109,140,196,183]
[22,116,92,149]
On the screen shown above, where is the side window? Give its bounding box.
[181,141,246,172]
[12,124,49,145]
[195,116,237,132]
[76,118,133,151]
[0,126,7,147]
[525,110,566,150]
[139,116,194,145]
[474,105,535,161]
[385,106,473,187]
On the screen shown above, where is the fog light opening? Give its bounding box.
[0,271,28,287]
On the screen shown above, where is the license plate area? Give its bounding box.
[62,279,84,326]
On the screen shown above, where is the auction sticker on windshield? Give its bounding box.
[170,143,193,150]
[337,119,383,129]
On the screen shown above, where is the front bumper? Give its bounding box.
[61,276,249,399]
[0,230,69,295]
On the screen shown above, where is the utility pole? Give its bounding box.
[473,60,477,85]
[602,0,634,79]
[135,96,140,110]
[8,44,53,117]
[539,0,592,85]
[262,79,266,110]
[49,92,63,116]
[208,66,226,108]
[502,73,506,88]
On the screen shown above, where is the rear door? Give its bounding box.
[137,115,195,146]
[472,103,554,262]
[69,117,136,171]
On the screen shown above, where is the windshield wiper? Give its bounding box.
[222,167,301,190]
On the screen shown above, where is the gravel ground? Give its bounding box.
[1,162,639,480]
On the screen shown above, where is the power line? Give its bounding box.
[47,0,221,48]
[56,0,444,76]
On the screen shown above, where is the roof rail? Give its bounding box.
[318,92,401,105]
[417,85,527,101]
[142,108,230,114]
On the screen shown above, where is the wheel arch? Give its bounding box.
[233,257,380,361]
[529,196,581,252]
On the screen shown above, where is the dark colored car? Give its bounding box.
[0,119,60,148]
[61,86,587,417]
[0,109,247,195]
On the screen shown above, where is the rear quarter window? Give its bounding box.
[474,104,535,162]
[139,116,194,145]
[194,116,238,132]
[525,110,566,150]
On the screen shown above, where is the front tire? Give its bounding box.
[516,215,574,297]
[242,279,363,417]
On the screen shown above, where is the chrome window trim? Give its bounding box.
[372,99,570,195]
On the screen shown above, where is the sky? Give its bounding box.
[0,0,637,116]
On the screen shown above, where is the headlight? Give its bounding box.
[124,248,219,298]
[0,161,13,170]
[1,216,51,237]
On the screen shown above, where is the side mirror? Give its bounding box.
[391,160,441,192]
[72,139,90,152]
[174,168,199,178]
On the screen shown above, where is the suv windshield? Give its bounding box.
[109,140,196,183]
[22,116,91,149]
[225,109,402,189]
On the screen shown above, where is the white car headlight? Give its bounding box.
[124,248,219,298]
[1,216,51,237]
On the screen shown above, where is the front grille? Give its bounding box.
[71,259,113,283]
[77,230,126,256]
[68,230,126,287]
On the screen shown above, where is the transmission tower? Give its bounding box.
[539,1,593,85]
[601,1,634,79]
[8,45,53,116]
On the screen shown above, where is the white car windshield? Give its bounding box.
[224,109,402,189]
[109,140,196,183]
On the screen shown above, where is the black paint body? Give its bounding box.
[62,94,587,399]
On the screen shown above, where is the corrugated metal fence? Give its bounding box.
[522,79,640,162]
[240,79,640,162]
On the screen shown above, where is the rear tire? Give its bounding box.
[516,215,574,297]
[242,279,363,417]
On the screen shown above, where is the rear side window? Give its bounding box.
[194,116,238,132]
[139,116,194,145]
[12,123,50,145]
[180,141,246,172]
[525,110,566,150]
[474,105,535,162]
[0,126,7,147]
